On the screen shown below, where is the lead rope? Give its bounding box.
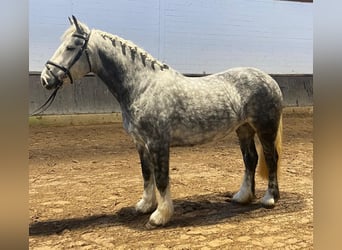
[30,86,60,116]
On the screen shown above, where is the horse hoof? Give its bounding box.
[232,191,254,204]
[135,206,156,215]
[145,221,161,230]
[135,200,157,214]
[261,197,275,208]
[260,191,276,208]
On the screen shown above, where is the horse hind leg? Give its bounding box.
[257,114,283,208]
[232,123,258,204]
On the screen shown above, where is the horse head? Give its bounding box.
[40,16,92,90]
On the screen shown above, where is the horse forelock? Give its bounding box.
[61,21,90,41]
[95,30,169,71]
[61,26,75,41]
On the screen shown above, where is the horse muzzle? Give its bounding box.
[40,69,64,90]
[41,61,73,90]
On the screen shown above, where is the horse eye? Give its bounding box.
[66,46,76,51]
[74,39,84,46]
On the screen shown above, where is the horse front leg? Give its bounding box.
[135,145,157,214]
[146,142,174,229]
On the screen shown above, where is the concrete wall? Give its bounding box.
[272,74,313,107]
[29,72,312,115]
[29,73,121,115]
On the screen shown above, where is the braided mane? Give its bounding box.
[61,21,169,72]
[96,30,169,71]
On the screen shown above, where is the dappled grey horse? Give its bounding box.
[41,16,283,228]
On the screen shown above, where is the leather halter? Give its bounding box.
[45,32,92,86]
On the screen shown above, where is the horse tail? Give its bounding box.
[257,114,283,179]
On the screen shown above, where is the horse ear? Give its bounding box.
[72,15,83,34]
[68,16,73,25]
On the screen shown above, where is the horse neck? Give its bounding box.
[88,30,170,106]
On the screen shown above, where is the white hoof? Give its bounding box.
[232,190,254,204]
[146,187,174,228]
[147,203,174,228]
[232,179,254,203]
[135,181,156,214]
[261,190,275,207]
[135,198,156,214]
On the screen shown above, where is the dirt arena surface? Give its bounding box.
[29,107,313,249]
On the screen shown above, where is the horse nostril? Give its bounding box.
[41,77,47,87]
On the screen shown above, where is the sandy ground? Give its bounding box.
[29,108,313,249]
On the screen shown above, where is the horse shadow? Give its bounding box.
[29,190,305,236]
